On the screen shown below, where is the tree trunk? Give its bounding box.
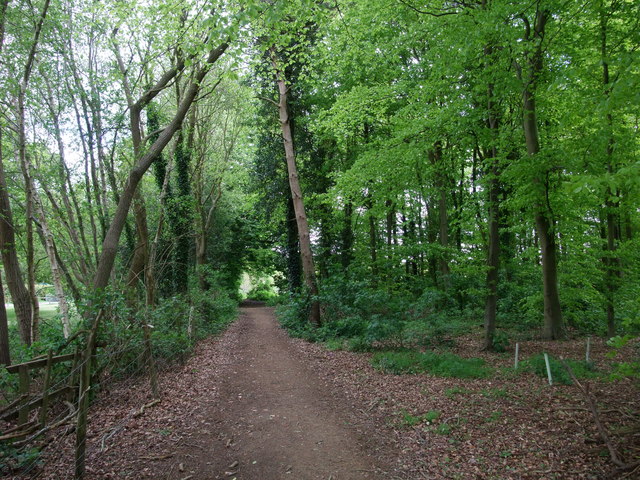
[0,3,7,360]
[520,10,563,340]
[18,119,40,343]
[600,5,620,338]
[482,70,502,351]
[341,202,354,269]
[286,195,302,291]
[126,191,150,300]
[35,192,71,338]
[92,43,228,291]
[429,142,450,289]
[271,49,320,325]
[0,269,10,365]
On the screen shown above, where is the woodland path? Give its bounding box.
[157,305,388,480]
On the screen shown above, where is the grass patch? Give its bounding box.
[481,387,508,399]
[445,386,473,398]
[397,409,440,427]
[371,350,493,379]
[523,354,599,385]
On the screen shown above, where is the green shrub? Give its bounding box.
[523,354,599,385]
[371,351,493,379]
[247,280,277,302]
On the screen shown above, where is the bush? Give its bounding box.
[247,279,277,302]
[523,353,598,385]
[371,351,493,379]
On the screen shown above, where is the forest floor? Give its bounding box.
[17,305,640,479]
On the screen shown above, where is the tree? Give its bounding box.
[270,48,321,325]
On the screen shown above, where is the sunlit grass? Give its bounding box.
[5,302,60,327]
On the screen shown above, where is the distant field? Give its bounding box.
[5,302,60,327]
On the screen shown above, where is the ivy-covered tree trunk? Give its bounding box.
[93,43,228,291]
[173,130,192,294]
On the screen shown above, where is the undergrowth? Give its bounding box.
[371,351,493,379]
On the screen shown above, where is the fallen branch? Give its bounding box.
[561,358,640,473]
[133,398,161,418]
[0,421,39,441]
[12,407,77,448]
[140,453,174,460]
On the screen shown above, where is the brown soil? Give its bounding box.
[12,306,639,479]
[26,306,393,479]
[165,306,389,480]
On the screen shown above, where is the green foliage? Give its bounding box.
[397,409,440,427]
[0,445,41,474]
[606,335,640,380]
[371,351,493,379]
[445,386,473,398]
[247,279,278,302]
[523,354,599,385]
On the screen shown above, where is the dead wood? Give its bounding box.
[561,358,640,473]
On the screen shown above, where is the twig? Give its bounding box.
[133,398,161,418]
[561,358,639,472]
[12,407,77,448]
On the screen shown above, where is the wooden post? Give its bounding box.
[68,347,80,403]
[142,321,159,399]
[18,365,30,425]
[75,310,102,480]
[39,350,53,427]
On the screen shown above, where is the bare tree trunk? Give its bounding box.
[270,49,320,325]
[429,142,451,289]
[0,269,9,365]
[34,191,71,337]
[519,10,563,340]
[126,192,149,299]
[17,0,51,342]
[43,78,91,282]
[0,0,9,365]
[482,73,502,351]
[341,202,354,269]
[600,5,620,337]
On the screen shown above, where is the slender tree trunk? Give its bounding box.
[126,192,149,299]
[341,202,354,269]
[18,134,40,343]
[429,142,450,289]
[0,0,8,365]
[600,4,620,337]
[35,192,71,337]
[93,43,228,290]
[286,196,302,291]
[519,10,563,340]
[482,69,502,350]
[0,268,10,365]
[17,0,51,342]
[271,50,320,325]
[43,78,91,282]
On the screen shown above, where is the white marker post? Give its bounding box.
[514,343,519,369]
[544,353,553,386]
[586,337,591,364]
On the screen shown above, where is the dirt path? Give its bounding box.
[168,306,387,480]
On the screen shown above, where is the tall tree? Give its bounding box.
[270,48,321,324]
[515,6,564,340]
